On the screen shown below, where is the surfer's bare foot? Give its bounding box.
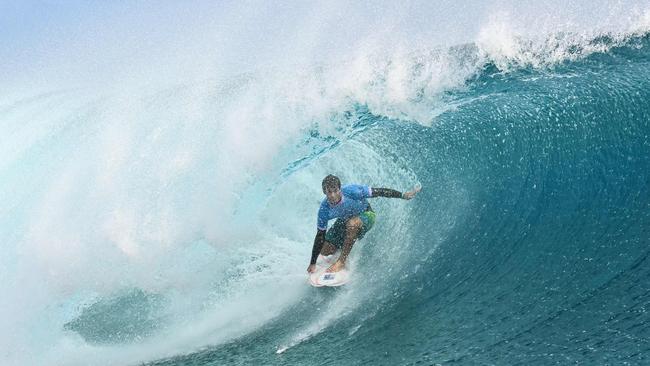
[327,260,345,272]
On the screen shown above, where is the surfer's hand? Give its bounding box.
[307,264,317,273]
[403,185,421,200]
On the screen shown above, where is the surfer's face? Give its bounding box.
[325,187,342,205]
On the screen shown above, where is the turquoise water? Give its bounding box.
[147,36,650,365]
[2,5,650,366]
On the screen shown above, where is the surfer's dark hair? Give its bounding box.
[322,174,341,192]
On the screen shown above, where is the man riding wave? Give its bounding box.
[308,175,421,273]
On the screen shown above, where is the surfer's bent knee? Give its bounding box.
[345,216,362,229]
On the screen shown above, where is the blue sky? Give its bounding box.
[1,1,648,89]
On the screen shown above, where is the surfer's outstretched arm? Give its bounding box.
[371,187,402,198]
[372,185,421,200]
[307,229,326,272]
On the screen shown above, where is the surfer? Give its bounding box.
[307,175,421,273]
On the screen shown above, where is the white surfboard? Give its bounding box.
[308,252,350,287]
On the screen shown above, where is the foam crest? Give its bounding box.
[476,8,650,70]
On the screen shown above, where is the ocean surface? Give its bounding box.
[2,3,650,365]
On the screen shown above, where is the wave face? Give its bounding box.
[152,36,650,366]
[2,3,650,366]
